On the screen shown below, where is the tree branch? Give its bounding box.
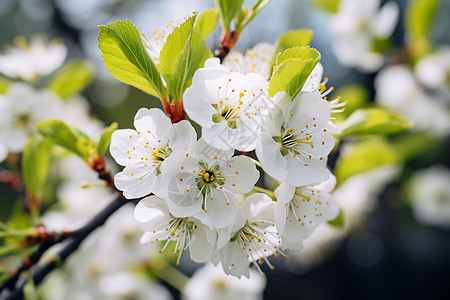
[214,29,241,62]
[0,192,146,300]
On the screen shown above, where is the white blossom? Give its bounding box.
[134,196,216,264]
[160,139,259,229]
[183,263,266,300]
[222,43,274,79]
[414,46,450,102]
[0,36,67,81]
[109,108,197,199]
[213,193,282,278]
[256,91,334,186]
[274,174,339,251]
[183,57,270,151]
[329,0,399,72]
[375,64,450,136]
[63,96,105,140]
[291,165,399,270]
[410,166,450,229]
[0,83,63,153]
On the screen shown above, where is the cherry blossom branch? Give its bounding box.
[1,193,146,300]
[214,29,241,62]
[0,228,71,294]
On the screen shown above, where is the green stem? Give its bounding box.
[249,157,262,168]
[252,185,276,200]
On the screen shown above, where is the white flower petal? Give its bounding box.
[189,224,215,262]
[221,155,260,194]
[134,196,170,232]
[114,166,158,199]
[373,1,399,38]
[168,120,197,151]
[134,108,171,144]
[220,241,250,278]
[256,131,288,182]
[284,156,331,186]
[242,193,275,223]
[205,189,238,228]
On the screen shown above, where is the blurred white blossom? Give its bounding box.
[329,0,399,72]
[0,83,63,153]
[183,263,266,300]
[0,36,67,80]
[410,166,450,229]
[375,64,450,136]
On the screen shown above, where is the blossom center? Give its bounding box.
[273,124,313,156]
[15,113,31,128]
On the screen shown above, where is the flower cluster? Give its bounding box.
[110,53,342,278]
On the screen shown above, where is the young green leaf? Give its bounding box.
[195,8,219,39]
[215,0,244,29]
[335,139,400,183]
[339,108,413,136]
[0,77,10,94]
[21,135,53,199]
[392,131,440,162]
[270,29,313,68]
[405,0,440,43]
[405,0,440,60]
[275,45,321,66]
[97,122,118,155]
[47,60,94,100]
[312,0,341,13]
[185,29,213,89]
[159,14,196,101]
[234,0,271,31]
[268,46,321,98]
[38,119,95,160]
[98,20,166,98]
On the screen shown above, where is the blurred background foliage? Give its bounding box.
[0,0,450,299]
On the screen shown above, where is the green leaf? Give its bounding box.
[159,14,196,101]
[405,0,440,43]
[215,0,244,29]
[195,8,219,39]
[98,20,166,98]
[7,200,33,230]
[270,29,313,69]
[97,122,118,155]
[327,208,344,227]
[47,60,94,100]
[268,46,321,98]
[22,135,53,197]
[335,139,400,183]
[185,29,213,89]
[234,0,272,31]
[0,77,10,94]
[38,120,95,160]
[339,108,413,136]
[311,0,341,13]
[392,131,440,162]
[405,0,440,60]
